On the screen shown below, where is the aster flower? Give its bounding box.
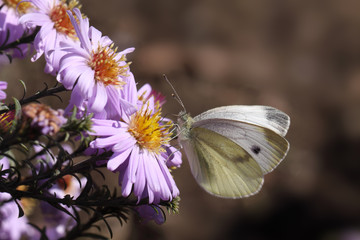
[0,157,36,239]
[19,0,82,75]
[58,8,136,119]
[89,86,182,204]
[40,175,85,239]
[0,0,34,60]
[0,192,32,239]
[22,102,67,135]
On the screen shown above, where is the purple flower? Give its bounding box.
[135,205,165,225]
[0,0,34,60]
[89,86,182,204]
[0,192,33,239]
[22,103,67,135]
[58,8,136,119]
[0,81,7,100]
[19,0,81,75]
[40,175,86,239]
[0,158,36,239]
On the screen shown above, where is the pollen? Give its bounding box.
[128,103,172,154]
[88,44,130,87]
[49,0,81,38]
[3,0,32,14]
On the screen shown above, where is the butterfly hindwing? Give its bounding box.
[181,127,264,198]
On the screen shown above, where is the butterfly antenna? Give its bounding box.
[163,74,187,113]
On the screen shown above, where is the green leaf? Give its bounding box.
[9,97,22,134]
[18,80,27,99]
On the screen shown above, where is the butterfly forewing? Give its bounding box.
[193,105,290,137]
[181,127,264,198]
[193,118,289,174]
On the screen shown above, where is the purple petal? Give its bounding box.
[144,152,160,192]
[112,136,137,152]
[0,81,7,90]
[128,145,139,183]
[118,47,135,56]
[92,119,125,128]
[89,26,102,44]
[67,9,91,52]
[91,125,124,137]
[31,0,52,10]
[77,68,95,98]
[134,154,146,200]
[19,13,50,25]
[89,83,107,113]
[122,160,133,196]
[107,148,132,171]
[91,134,121,148]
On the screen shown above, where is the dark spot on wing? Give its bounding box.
[251,145,261,154]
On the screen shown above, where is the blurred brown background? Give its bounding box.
[2,0,360,239]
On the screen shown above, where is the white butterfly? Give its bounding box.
[177,105,290,198]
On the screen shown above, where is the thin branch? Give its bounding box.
[0,85,67,114]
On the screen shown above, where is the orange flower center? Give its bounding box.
[49,0,81,38]
[128,103,172,154]
[89,44,130,86]
[57,175,73,193]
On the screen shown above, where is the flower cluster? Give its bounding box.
[0,0,34,61]
[0,0,183,239]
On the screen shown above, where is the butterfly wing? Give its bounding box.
[180,126,264,198]
[192,117,289,175]
[194,105,290,137]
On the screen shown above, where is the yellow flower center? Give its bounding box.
[2,0,32,14]
[49,0,81,38]
[128,103,172,154]
[89,44,130,86]
[0,111,14,134]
